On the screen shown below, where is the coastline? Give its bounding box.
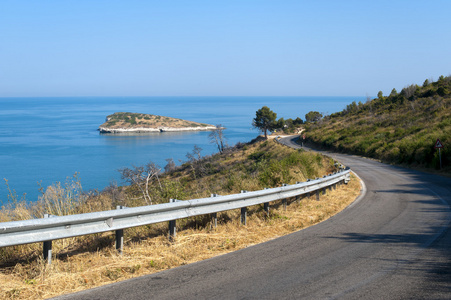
[1,96,361,202]
[98,125,217,134]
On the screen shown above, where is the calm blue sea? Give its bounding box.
[0,96,364,202]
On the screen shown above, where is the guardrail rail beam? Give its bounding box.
[0,170,351,264]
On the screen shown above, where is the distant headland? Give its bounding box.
[98,112,217,133]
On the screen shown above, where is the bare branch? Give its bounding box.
[118,162,162,205]
[208,124,227,153]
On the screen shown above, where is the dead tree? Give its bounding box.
[208,124,227,153]
[186,145,205,178]
[119,162,161,205]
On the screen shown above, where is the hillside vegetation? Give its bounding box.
[1,139,338,223]
[0,139,361,299]
[305,76,451,172]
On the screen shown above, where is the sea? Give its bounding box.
[0,96,365,203]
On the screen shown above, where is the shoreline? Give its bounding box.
[98,125,217,134]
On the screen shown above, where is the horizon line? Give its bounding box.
[0,95,370,99]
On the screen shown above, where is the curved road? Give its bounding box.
[57,136,451,299]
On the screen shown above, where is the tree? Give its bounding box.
[186,145,203,162]
[209,124,227,153]
[293,117,303,125]
[276,117,285,132]
[186,145,205,178]
[252,106,277,139]
[164,158,176,173]
[437,86,449,96]
[103,181,125,207]
[390,88,398,97]
[305,111,323,123]
[346,101,358,114]
[400,84,417,100]
[119,162,161,205]
[284,118,294,131]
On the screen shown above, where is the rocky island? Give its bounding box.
[98,112,217,133]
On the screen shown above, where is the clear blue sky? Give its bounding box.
[1,0,450,97]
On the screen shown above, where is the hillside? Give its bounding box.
[305,76,451,172]
[99,112,216,133]
[0,139,361,299]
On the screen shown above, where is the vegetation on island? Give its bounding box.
[100,112,214,129]
[303,75,451,172]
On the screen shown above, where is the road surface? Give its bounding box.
[56,136,451,299]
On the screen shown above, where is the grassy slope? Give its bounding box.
[100,112,213,129]
[305,76,451,173]
[0,139,361,299]
[0,139,340,253]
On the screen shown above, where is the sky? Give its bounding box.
[1,0,450,97]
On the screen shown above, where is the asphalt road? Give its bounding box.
[56,136,451,299]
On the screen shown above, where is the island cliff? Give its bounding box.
[99,112,217,133]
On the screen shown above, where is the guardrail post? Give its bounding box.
[322,176,328,195]
[263,202,269,216]
[344,171,350,184]
[116,206,125,255]
[294,183,303,203]
[43,214,53,265]
[169,199,177,241]
[240,190,247,225]
[169,220,176,241]
[295,182,304,204]
[282,184,288,211]
[210,194,218,229]
[307,179,313,200]
[311,179,320,201]
[263,188,270,217]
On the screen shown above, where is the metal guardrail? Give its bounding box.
[0,169,350,262]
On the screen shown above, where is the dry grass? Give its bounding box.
[0,176,361,299]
